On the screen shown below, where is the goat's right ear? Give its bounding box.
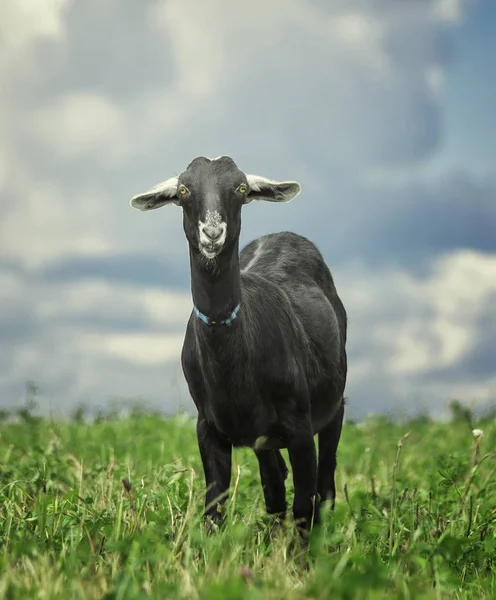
[244,175,301,204]
[130,176,180,211]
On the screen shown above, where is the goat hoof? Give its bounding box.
[203,508,225,534]
[203,516,222,535]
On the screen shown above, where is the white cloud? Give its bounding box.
[338,249,496,416]
[0,0,69,52]
[32,279,192,326]
[26,87,199,167]
[0,182,113,268]
[432,0,467,22]
[80,331,186,366]
[382,250,496,376]
[0,0,69,97]
[30,92,129,162]
[0,271,193,411]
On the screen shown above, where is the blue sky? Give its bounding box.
[433,1,495,175]
[0,0,495,420]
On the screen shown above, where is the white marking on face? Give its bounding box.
[198,209,227,258]
[205,210,222,227]
[241,240,265,272]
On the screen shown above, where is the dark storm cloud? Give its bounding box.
[368,174,496,266]
[0,313,40,341]
[461,330,496,379]
[57,313,177,335]
[296,172,496,273]
[38,253,190,290]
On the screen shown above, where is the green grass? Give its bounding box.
[0,403,495,599]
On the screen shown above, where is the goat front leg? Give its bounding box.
[196,415,232,526]
[255,449,288,520]
[287,433,319,536]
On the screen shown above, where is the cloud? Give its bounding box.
[0,270,194,413]
[338,248,496,418]
[1,0,479,278]
[11,0,470,174]
[297,171,496,273]
[0,0,493,418]
[0,0,68,54]
[1,246,494,419]
[38,253,190,290]
[30,92,129,163]
[139,0,464,167]
[0,0,70,185]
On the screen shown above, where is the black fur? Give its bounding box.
[131,156,348,536]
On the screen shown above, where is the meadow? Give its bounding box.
[0,400,494,599]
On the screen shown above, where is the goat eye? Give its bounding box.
[178,185,189,196]
[237,184,247,194]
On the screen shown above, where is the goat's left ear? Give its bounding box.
[244,175,301,204]
[130,176,180,211]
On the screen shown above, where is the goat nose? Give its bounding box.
[203,226,222,242]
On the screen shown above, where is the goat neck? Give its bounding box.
[189,240,241,327]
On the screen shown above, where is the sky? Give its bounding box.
[0,0,495,420]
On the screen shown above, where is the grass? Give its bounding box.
[0,402,495,599]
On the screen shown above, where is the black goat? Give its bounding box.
[130,155,347,535]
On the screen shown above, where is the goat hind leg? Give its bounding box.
[317,400,344,510]
[287,434,319,536]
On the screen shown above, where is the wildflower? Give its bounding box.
[472,429,484,440]
[239,566,253,582]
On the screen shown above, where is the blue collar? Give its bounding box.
[193,304,240,327]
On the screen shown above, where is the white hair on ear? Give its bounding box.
[245,175,277,192]
[130,176,179,210]
[245,174,301,202]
